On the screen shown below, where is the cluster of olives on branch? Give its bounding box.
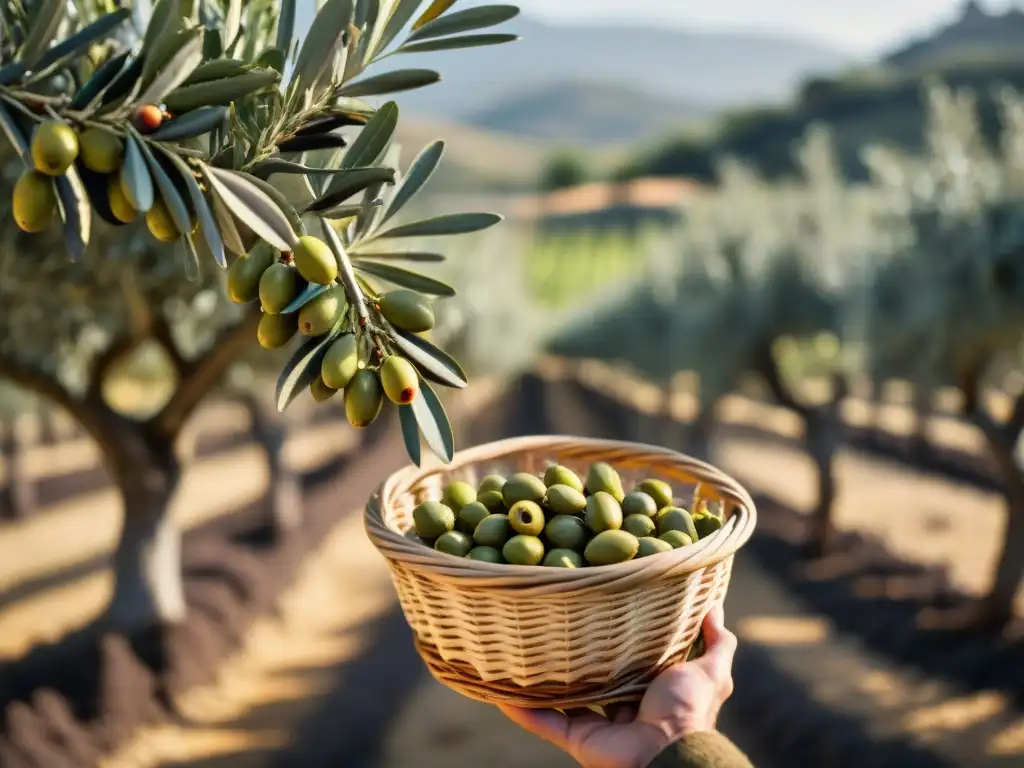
[12,105,184,240]
[412,462,724,567]
[228,238,434,426]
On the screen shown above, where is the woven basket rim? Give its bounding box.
[365,435,757,588]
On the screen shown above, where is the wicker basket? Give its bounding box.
[364,435,757,709]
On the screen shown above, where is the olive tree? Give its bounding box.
[0,0,518,632]
[859,82,1024,631]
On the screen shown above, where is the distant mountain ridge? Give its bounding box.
[394,15,851,135]
[461,79,713,146]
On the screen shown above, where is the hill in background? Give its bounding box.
[397,15,850,143]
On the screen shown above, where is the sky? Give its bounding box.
[437,0,1024,57]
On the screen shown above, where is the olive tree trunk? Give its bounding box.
[805,411,842,558]
[106,437,185,628]
[909,382,933,457]
[0,414,36,520]
[234,388,301,535]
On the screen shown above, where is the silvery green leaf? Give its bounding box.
[18,0,65,67]
[355,261,454,296]
[296,113,367,136]
[292,0,354,91]
[337,68,439,98]
[365,212,503,241]
[256,46,287,73]
[138,28,204,105]
[305,167,396,212]
[70,50,131,109]
[392,330,468,389]
[381,140,442,225]
[134,132,192,238]
[209,185,246,257]
[121,135,155,213]
[396,32,518,54]
[239,172,307,237]
[370,0,421,59]
[224,0,242,48]
[161,148,225,267]
[276,0,296,56]
[398,404,422,467]
[277,133,348,153]
[412,0,457,31]
[203,27,223,60]
[144,0,182,55]
[149,105,228,141]
[250,158,366,177]
[335,100,397,179]
[182,232,202,281]
[0,100,30,165]
[54,168,92,262]
[411,378,454,463]
[202,164,298,251]
[99,55,145,111]
[276,326,344,412]
[352,250,444,262]
[34,9,132,74]
[163,69,280,113]
[405,4,519,42]
[282,283,332,314]
[320,201,371,220]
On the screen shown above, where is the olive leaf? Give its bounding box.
[256,46,286,73]
[143,0,182,55]
[238,171,306,237]
[398,404,423,467]
[121,134,156,213]
[0,100,30,165]
[161,148,225,267]
[411,378,454,463]
[138,28,205,106]
[292,0,354,92]
[381,140,443,226]
[134,131,193,238]
[250,158,372,177]
[282,283,332,314]
[413,0,457,31]
[76,162,125,228]
[396,33,519,54]
[296,113,366,136]
[276,0,297,56]
[321,200,382,220]
[363,212,504,242]
[352,250,445,262]
[69,50,131,109]
[224,0,243,48]
[54,168,92,262]
[391,330,468,389]
[201,164,298,252]
[18,0,65,66]
[277,133,349,153]
[405,4,519,43]
[33,9,132,75]
[355,261,455,296]
[306,167,396,213]
[203,27,223,60]
[330,100,397,187]
[371,0,422,59]
[338,68,439,98]
[183,58,250,85]
[275,325,344,412]
[182,231,202,281]
[149,105,228,141]
[163,69,280,113]
[209,186,246,257]
[0,63,27,86]
[99,55,145,110]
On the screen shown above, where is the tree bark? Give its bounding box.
[106,441,185,629]
[234,388,301,536]
[982,479,1024,629]
[909,382,933,457]
[0,414,36,520]
[805,412,841,558]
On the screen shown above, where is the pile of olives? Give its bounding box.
[228,237,432,427]
[411,461,724,567]
[13,106,185,240]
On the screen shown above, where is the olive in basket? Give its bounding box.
[410,462,725,567]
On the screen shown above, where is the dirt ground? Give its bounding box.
[5,376,1023,767]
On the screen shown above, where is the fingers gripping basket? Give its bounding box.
[364,435,757,709]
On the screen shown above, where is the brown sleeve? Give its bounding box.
[645,730,755,768]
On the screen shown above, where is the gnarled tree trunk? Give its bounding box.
[237,388,301,536]
[106,435,185,628]
[0,414,36,520]
[909,382,933,457]
[805,410,842,558]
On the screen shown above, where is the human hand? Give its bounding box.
[499,606,738,768]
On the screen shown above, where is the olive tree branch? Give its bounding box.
[756,346,811,419]
[151,313,188,378]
